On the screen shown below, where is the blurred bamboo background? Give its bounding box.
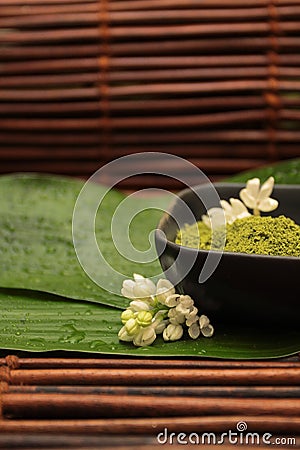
[1,0,300,187]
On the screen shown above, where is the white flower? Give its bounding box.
[202,207,226,229]
[188,322,201,339]
[185,306,199,327]
[199,315,214,337]
[154,319,169,334]
[118,325,134,342]
[220,198,251,225]
[239,176,278,215]
[175,295,194,316]
[168,307,185,325]
[155,279,176,304]
[133,326,156,347]
[121,273,156,300]
[129,300,151,312]
[163,324,183,342]
[164,294,180,308]
[188,314,214,339]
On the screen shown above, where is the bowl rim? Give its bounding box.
[156,182,300,262]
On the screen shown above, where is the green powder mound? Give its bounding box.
[176,215,300,257]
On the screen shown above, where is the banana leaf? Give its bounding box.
[0,159,299,358]
[0,288,299,359]
[0,173,170,309]
[227,158,300,184]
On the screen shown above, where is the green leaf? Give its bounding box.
[227,158,300,184]
[0,174,170,309]
[0,170,299,358]
[0,288,299,359]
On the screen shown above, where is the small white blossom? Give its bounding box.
[133,326,156,347]
[118,326,134,342]
[164,294,180,308]
[129,300,151,312]
[202,207,226,229]
[121,273,156,300]
[168,307,185,325]
[239,176,278,215]
[176,295,194,316]
[220,198,251,225]
[155,278,176,304]
[118,274,215,347]
[188,322,201,339]
[185,304,199,326]
[188,314,214,339]
[155,319,169,334]
[163,324,183,342]
[199,314,214,337]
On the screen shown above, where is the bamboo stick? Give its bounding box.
[0,3,99,16]
[109,81,267,96]
[2,393,300,419]
[111,23,270,39]
[109,96,266,112]
[5,367,300,386]
[0,23,271,45]
[107,67,268,82]
[0,102,101,114]
[0,97,266,114]
[0,0,96,5]
[0,45,102,60]
[0,29,98,44]
[0,415,299,434]
[0,9,271,28]
[6,384,300,398]
[0,73,98,88]
[1,39,299,61]
[0,111,266,130]
[110,0,271,11]
[0,132,101,145]
[111,130,300,145]
[0,148,102,159]
[0,146,268,158]
[110,37,300,56]
[0,88,99,101]
[0,58,98,75]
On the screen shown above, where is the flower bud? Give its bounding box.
[156,279,175,304]
[129,300,151,312]
[133,326,156,347]
[168,308,185,325]
[163,324,183,342]
[125,318,139,336]
[188,322,200,340]
[136,310,153,327]
[121,309,134,324]
[118,326,134,342]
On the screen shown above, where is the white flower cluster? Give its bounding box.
[202,176,279,228]
[118,274,214,347]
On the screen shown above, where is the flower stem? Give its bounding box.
[253,207,260,216]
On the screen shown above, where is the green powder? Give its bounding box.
[176,215,300,257]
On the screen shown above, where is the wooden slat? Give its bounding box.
[0,0,300,183]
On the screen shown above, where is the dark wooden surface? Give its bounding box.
[0,354,299,448]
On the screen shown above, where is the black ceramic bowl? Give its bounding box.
[155,183,300,327]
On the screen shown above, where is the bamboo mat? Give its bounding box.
[1,0,300,186]
[0,354,299,448]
